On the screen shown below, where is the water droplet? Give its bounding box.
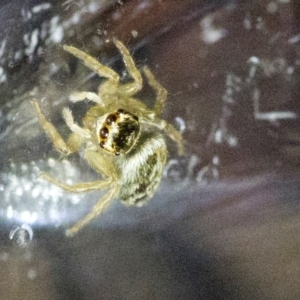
[175,117,186,134]
[131,30,138,38]
[196,165,219,184]
[164,159,186,181]
[27,268,37,280]
[0,252,9,261]
[9,224,33,248]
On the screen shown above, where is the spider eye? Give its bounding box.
[98,109,140,155]
[106,114,117,125]
[100,127,109,138]
[116,109,125,115]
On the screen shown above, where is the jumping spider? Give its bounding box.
[32,39,183,237]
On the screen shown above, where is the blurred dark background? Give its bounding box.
[0,0,300,299]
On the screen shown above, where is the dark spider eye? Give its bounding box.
[100,127,109,138]
[106,114,117,125]
[99,141,105,148]
[116,109,125,115]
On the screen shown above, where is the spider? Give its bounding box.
[32,39,183,237]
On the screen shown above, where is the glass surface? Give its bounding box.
[0,0,300,299]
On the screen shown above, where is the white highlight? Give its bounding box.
[201,16,227,44]
[25,28,39,56]
[32,3,52,14]
[253,88,297,121]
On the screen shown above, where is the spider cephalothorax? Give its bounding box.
[32,39,183,236]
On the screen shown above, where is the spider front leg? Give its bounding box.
[69,91,103,106]
[32,101,80,155]
[63,45,120,83]
[141,67,184,154]
[114,39,143,96]
[142,66,167,116]
[164,122,184,155]
[63,44,120,97]
[66,184,120,237]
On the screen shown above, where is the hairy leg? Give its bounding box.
[40,172,112,192]
[143,66,167,116]
[32,101,76,155]
[66,184,120,236]
[69,91,103,106]
[62,107,90,138]
[63,45,120,83]
[84,150,119,180]
[113,39,143,96]
[164,121,184,155]
[142,118,184,155]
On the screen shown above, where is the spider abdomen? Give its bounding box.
[118,132,167,206]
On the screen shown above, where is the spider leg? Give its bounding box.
[69,91,103,106]
[40,172,112,192]
[164,122,184,155]
[113,39,143,96]
[141,67,184,154]
[66,184,120,237]
[84,150,119,180]
[63,45,120,83]
[67,132,83,153]
[142,118,184,155]
[32,101,78,155]
[62,107,90,138]
[142,66,167,116]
